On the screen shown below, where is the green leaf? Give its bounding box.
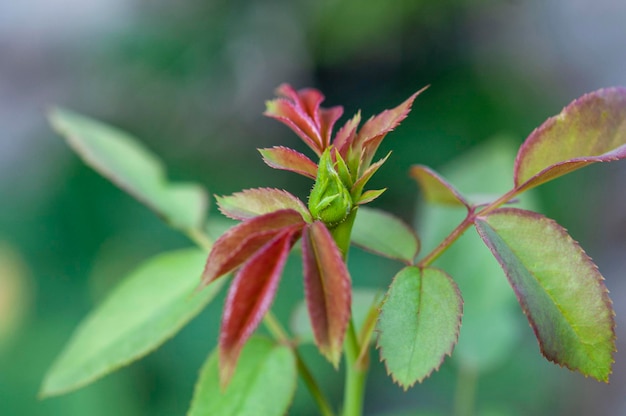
[377,266,462,389]
[50,108,208,231]
[40,249,223,397]
[290,288,382,344]
[475,208,616,381]
[334,148,353,188]
[356,188,386,205]
[352,207,420,264]
[514,87,626,192]
[188,336,297,416]
[350,151,391,199]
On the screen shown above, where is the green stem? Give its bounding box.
[329,209,369,416]
[185,227,214,251]
[418,188,520,268]
[264,311,336,416]
[262,311,290,342]
[417,212,475,268]
[297,354,336,416]
[342,319,368,416]
[331,208,358,256]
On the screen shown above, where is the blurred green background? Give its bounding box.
[1,0,626,415]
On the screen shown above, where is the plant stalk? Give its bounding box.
[417,213,475,268]
[186,227,214,252]
[263,312,336,416]
[329,208,369,416]
[418,188,520,268]
[342,319,368,416]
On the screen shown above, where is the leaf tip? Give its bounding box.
[218,351,237,391]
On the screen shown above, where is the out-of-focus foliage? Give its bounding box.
[0,243,32,348]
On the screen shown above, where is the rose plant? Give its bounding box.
[40,84,626,415]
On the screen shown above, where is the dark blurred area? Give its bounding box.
[1,1,626,415]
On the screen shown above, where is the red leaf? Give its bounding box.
[302,221,352,367]
[219,227,299,385]
[265,98,322,154]
[200,210,305,287]
[334,112,361,158]
[320,107,344,150]
[259,146,318,179]
[265,84,343,156]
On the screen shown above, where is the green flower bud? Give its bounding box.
[308,148,353,226]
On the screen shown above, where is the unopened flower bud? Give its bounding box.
[308,148,353,226]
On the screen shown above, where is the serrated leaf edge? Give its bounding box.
[376,266,463,390]
[474,208,616,382]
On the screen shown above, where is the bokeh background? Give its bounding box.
[2,1,626,415]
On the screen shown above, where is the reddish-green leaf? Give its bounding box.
[302,221,351,367]
[216,188,311,222]
[264,84,343,155]
[189,336,297,416]
[352,207,420,264]
[475,208,616,381]
[200,210,305,287]
[219,228,298,385]
[377,266,463,389]
[258,146,318,179]
[277,84,343,149]
[319,106,344,150]
[334,112,361,159]
[409,165,470,208]
[265,98,323,155]
[358,87,427,167]
[514,87,626,192]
